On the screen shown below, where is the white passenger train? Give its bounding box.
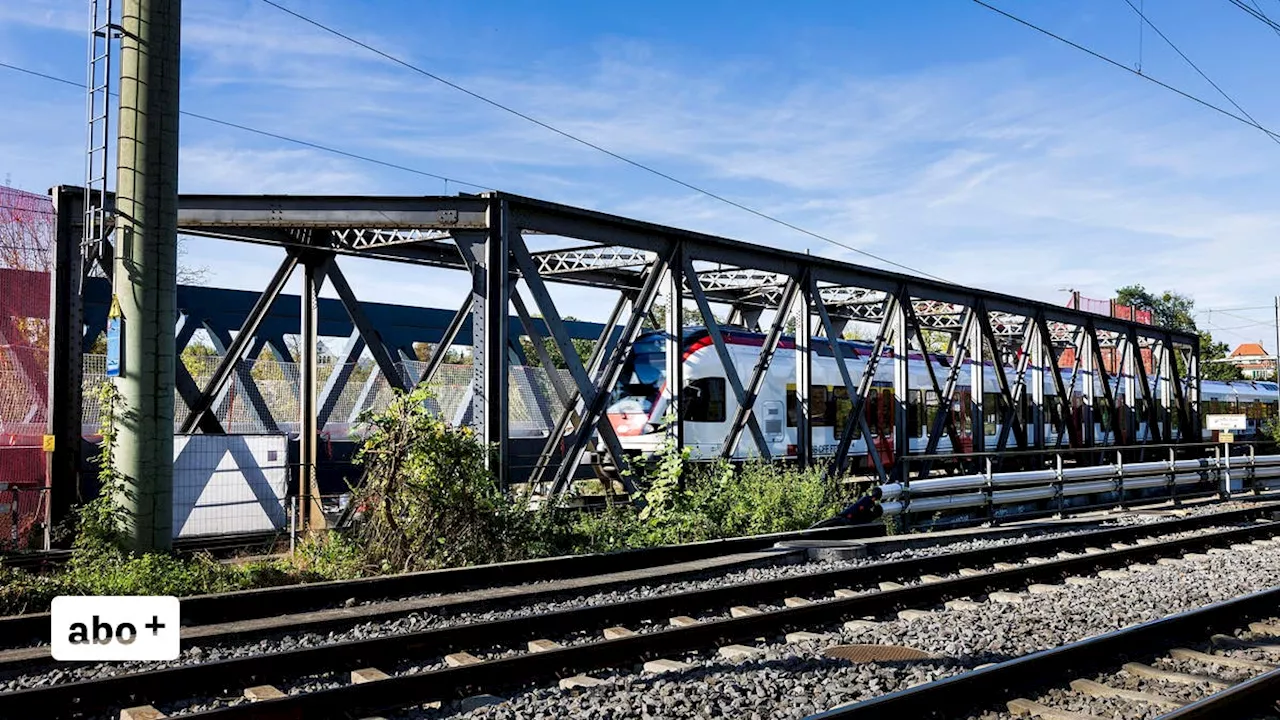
[605,328,1279,470]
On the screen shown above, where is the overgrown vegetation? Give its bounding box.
[0,382,356,615]
[2,383,858,614]
[345,397,848,572]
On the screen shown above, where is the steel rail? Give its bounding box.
[1154,665,1280,719]
[0,504,1268,669]
[5,514,1277,719]
[0,522,885,645]
[808,586,1280,719]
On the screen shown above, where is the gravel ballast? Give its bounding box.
[2,512,1210,693]
[412,534,1280,720]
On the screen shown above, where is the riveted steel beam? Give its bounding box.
[721,276,800,459]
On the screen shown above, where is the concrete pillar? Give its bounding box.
[112,0,180,551]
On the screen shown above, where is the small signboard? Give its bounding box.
[105,317,121,378]
[1206,414,1247,431]
[105,294,122,378]
[42,434,55,452]
[1221,432,1236,444]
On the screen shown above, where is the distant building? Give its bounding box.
[1224,342,1277,380]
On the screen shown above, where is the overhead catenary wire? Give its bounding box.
[1245,0,1280,38]
[257,0,950,283]
[1120,0,1280,147]
[971,0,1280,143]
[1229,0,1280,34]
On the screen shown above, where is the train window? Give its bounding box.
[982,393,1000,435]
[684,378,726,422]
[834,387,856,438]
[810,386,832,427]
[785,384,797,427]
[923,390,940,437]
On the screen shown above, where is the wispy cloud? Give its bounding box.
[4,0,1279,352]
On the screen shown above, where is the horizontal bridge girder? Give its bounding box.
[177,195,489,229]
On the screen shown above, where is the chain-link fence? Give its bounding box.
[79,353,577,439]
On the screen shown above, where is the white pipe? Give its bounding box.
[991,485,1057,504]
[1061,465,1115,481]
[987,468,1057,486]
[901,474,988,494]
[1060,479,1119,497]
[905,492,988,513]
[1121,475,1168,491]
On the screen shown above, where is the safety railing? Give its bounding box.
[887,441,1278,527]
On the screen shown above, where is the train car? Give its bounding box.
[604,327,1279,471]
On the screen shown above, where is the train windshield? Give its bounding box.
[608,333,666,415]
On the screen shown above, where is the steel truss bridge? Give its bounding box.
[45,187,1201,508]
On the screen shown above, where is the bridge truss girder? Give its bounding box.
[50,189,1202,503]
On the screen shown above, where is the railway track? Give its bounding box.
[2,506,1277,719]
[811,584,1280,720]
[0,520,889,651]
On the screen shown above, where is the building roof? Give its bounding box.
[1230,342,1269,358]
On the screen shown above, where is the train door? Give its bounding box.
[866,387,894,470]
[952,389,974,453]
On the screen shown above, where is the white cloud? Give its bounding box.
[5,1,1279,353]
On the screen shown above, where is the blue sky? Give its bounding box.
[3,0,1280,352]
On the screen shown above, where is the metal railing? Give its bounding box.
[887,441,1278,526]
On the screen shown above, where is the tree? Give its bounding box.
[1114,284,1243,381]
[1114,284,1197,332]
[517,316,594,369]
[1199,332,1244,382]
[645,303,712,331]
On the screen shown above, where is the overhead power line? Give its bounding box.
[258,0,949,282]
[1243,0,1280,38]
[1196,304,1276,313]
[1230,0,1280,34]
[0,61,491,192]
[1120,0,1280,147]
[971,0,1280,143]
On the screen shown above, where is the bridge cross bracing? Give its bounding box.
[46,188,1201,503]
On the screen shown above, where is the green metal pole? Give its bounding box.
[113,0,180,552]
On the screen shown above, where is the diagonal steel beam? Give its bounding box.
[1128,330,1163,445]
[1036,314,1080,450]
[317,330,366,428]
[529,289,632,489]
[1164,331,1192,441]
[923,309,974,458]
[1087,322,1122,446]
[817,277,890,482]
[418,297,470,387]
[720,277,800,458]
[682,254,771,459]
[180,250,298,433]
[509,231,651,496]
[326,259,408,393]
[979,304,1029,453]
[905,301,963,472]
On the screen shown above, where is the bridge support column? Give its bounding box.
[112,0,180,552]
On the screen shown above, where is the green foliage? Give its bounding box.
[290,532,368,580]
[1114,285,1243,382]
[349,386,526,572]
[1115,284,1198,333]
[1200,332,1245,382]
[75,382,129,552]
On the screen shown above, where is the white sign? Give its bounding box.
[51,596,180,661]
[1206,414,1247,431]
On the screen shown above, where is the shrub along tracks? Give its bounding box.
[2,505,1278,719]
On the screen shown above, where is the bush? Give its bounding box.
[350,386,528,572]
